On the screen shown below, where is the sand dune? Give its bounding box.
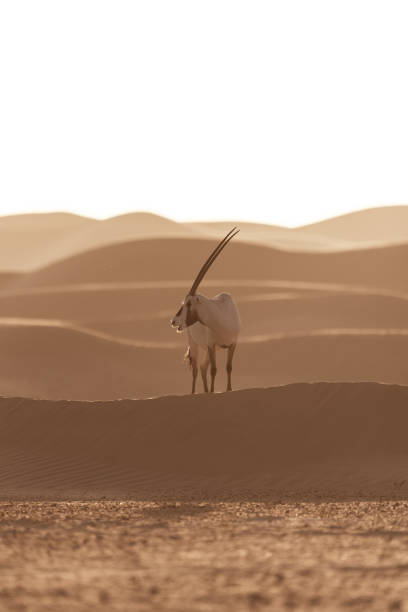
[0,272,23,290]
[0,211,200,271]
[188,206,408,250]
[0,323,179,400]
[0,286,405,346]
[239,291,408,337]
[190,220,350,251]
[2,206,408,272]
[0,283,275,336]
[238,329,408,389]
[299,205,408,244]
[0,212,91,230]
[8,237,408,294]
[0,382,407,499]
[88,290,408,344]
[0,212,93,271]
[45,212,200,269]
[0,284,199,322]
[1,321,408,400]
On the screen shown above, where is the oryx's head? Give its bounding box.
[170,228,239,332]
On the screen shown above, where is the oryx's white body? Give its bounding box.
[170,228,241,394]
[187,292,240,349]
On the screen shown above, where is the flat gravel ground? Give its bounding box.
[0,500,407,611]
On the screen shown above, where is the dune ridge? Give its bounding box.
[298,204,408,243]
[2,205,408,272]
[8,237,408,294]
[1,382,408,499]
[194,205,408,248]
[0,211,201,272]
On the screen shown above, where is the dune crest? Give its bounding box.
[0,382,407,499]
[8,237,408,294]
[2,205,408,272]
[298,205,408,243]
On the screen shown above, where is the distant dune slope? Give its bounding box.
[188,206,408,249]
[0,323,179,400]
[0,212,200,271]
[0,212,94,271]
[0,288,406,346]
[0,273,23,291]
[84,291,408,344]
[298,205,408,243]
[238,292,408,338]
[2,206,408,271]
[10,238,408,294]
[189,221,350,251]
[0,382,407,499]
[1,323,408,399]
[0,212,92,232]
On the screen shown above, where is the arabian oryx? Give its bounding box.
[171,228,241,394]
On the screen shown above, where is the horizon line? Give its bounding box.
[1,203,408,230]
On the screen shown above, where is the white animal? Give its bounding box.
[171,228,241,394]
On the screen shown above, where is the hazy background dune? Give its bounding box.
[7,237,408,293]
[297,205,408,243]
[2,205,408,273]
[195,205,408,249]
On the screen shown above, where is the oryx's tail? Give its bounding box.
[184,347,193,368]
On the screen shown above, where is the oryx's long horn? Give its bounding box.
[189,227,240,295]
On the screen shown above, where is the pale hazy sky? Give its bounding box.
[1,1,407,227]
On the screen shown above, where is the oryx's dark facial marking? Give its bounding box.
[175,306,183,317]
[185,301,199,327]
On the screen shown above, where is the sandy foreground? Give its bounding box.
[1,384,408,610]
[1,500,407,611]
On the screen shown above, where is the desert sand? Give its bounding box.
[1,207,408,610]
[2,384,408,610]
[1,500,407,612]
[3,205,408,272]
[194,205,408,250]
[1,382,408,499]
[297,204,408,244]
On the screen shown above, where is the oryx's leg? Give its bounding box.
[189,343,199,394]
[209,345,217,393]
[226,344,236,391]
[200,348,210,393]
